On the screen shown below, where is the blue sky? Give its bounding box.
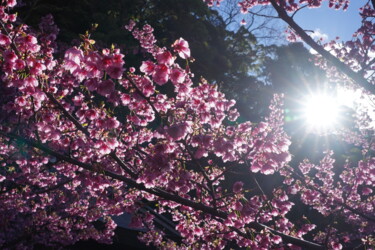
[217,1,367,44]
[293,1,366,41]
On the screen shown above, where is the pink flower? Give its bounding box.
[105,118,120,129]
[120,94,131,105]
[250,162,261,173]
[261,163,275,175]
[85,109,98,120]
[194,147,207,159]
[194,228,203,236]
[330,242,342,250]
[233,181,244,193]
[8,14,17,22]
[29,61,46,75]
[129,216,143,229]
[25,76,39,87]
[362,187,372,195]
[14,59,26,70]
[106,138,119,150]
[15,96,27,106]
[0,34,11,46]
[234,201,243,211]
[4,50,17,62]
[272,235,282,244]
[84,51,103,76]
[124,20,136,31]
[106,64,124,79]
[98,144,111,155]
[64,60,80,74]
[138,77,155,97]
[172,38,190,59]
[166,122,191,141]
[97,79,115,96]
[5,0,17,8]
[156,51,174,66]
[84,78,98,91]
[152,64,170,85]
[170,68,186,84]
[101,55,112,68]
[64,47,83,73]
[112,53,124,64]
[72,94,83,106]
[64,47,83,65]
[140,60,155,75]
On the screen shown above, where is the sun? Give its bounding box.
[302,94,340,131]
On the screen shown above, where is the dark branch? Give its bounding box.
[270,0,375,94]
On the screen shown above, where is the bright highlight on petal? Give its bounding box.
[303,95,339,131]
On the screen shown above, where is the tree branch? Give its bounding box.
[0,131,324,249]
[45,93,90,137]
[287,167,375,223]
[270,0,375,94]
[45,92,137,178]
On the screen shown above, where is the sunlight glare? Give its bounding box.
[303,95,339,130]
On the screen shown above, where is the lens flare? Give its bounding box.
[303,95,339,131]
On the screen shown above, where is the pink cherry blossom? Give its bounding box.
[106,64,124,79]
[152,64,170,85]
[97,79,115,96]
[166,122,191,141]
[172,38,191,59]
[0,34,11,46]
[156,51,174,65]
[140,60,155,74]
[170,68,186,84]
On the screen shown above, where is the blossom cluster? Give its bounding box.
[0,1,293,248]
[0,0,374,249]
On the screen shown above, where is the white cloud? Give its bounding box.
[310,28,329,41]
